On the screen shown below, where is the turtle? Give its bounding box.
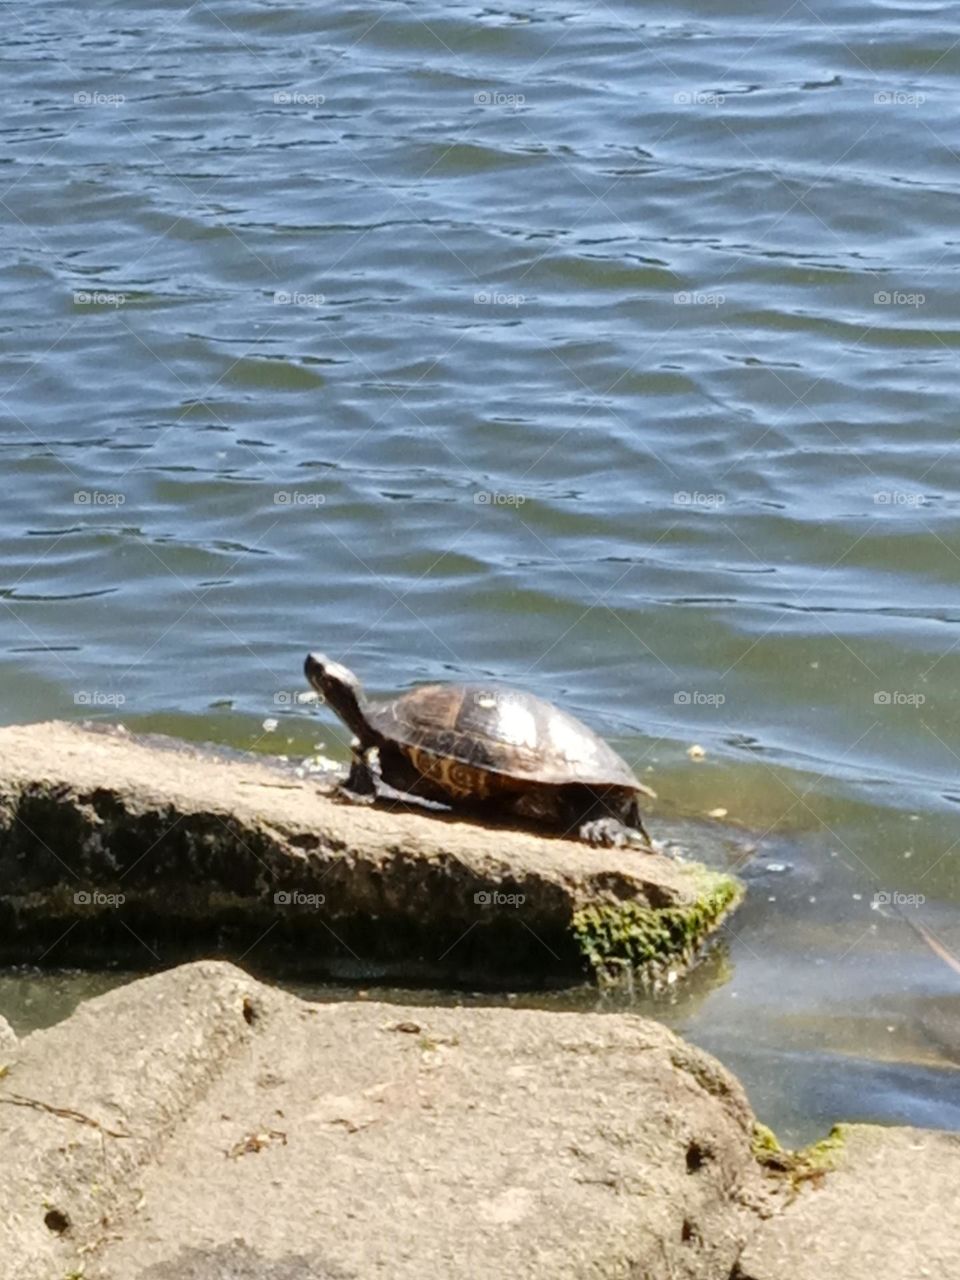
[304,653,656,849]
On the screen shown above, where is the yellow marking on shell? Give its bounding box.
[408,747,485,799]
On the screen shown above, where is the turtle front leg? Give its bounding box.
[336,742,381,806]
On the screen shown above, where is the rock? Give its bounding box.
[0,721,740,989]
[738,1124,960,1280]
[0,960,770,1280]
[0,1013,17,1056]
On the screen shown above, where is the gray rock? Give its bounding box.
[738,1124,960,1280]
[0,720,741,987]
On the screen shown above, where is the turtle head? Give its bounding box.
[304,653,371,741]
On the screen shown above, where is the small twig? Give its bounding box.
[0,1093,133,1138]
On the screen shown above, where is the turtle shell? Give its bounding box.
[365,683,641,791]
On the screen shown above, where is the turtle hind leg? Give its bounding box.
[560,786,655,851]
[576,793,655,851]
[579,816,633,849]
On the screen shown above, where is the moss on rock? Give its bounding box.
[796,1125,847,1173]
[571,869,742,987]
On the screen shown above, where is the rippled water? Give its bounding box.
[1,1,959,1141]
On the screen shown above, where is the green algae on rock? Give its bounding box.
[572,870,742,987]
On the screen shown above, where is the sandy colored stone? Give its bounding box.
[0,960,768,1280]
[0,1012,16,1055]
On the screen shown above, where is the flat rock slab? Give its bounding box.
[0,720,740,987]
[739,1124,960,1280]
[0,960,769,1280]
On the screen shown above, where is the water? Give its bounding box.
[1,0,958,1144]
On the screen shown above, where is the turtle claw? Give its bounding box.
[335,783,376,807]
